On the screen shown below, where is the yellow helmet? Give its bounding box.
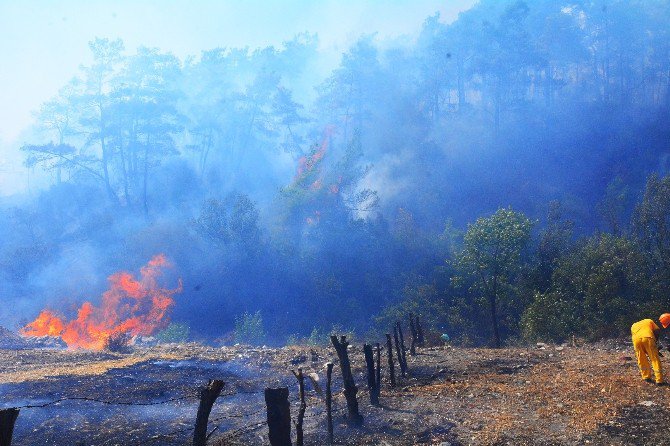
[660,313,670,329]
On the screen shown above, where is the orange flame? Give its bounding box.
[21,254,182,350]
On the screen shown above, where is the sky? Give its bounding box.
[0,0,475,194]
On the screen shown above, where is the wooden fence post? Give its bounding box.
[0,408,19,446]
[363,344,380,406]
[409,313,418,355]
[291,368,307,446]
[416,315,425,346]
[265,387,292,446]
[393,327,406,377]
[325,362,334,444]
[330,335,363,425]
[397,321,408,373]
[386,334,396,387]
[375,343,381,399]
[193,380,224,446]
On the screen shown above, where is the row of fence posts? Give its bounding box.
[265,313,424,445]
[0,313,424,446]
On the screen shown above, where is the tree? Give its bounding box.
[532,200,574,292]
[110,46,183,214]
[79,37,126,202]
[632,174,670,272]
[521,234,651,341]
[454,207,532,346]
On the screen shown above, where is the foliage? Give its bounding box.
[105,332,132,353]
[5,2,670,344]
[155,323,190,343]
[453,208,533,346]
[234,311,266,345]
[521,235,652,341]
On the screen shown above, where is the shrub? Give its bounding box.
[155,323,190,343]
[234,311,266,345]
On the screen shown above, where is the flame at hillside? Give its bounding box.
[21,254,182,350]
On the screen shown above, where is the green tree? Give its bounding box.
[521,234,651,341]
[454,207,532,346]
[632,174,670,272]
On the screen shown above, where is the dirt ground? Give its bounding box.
[1,340,669,445]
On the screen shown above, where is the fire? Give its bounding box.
[21,254,182,350]
[294,126,335,184]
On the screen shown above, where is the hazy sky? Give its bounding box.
[0,0,475,194]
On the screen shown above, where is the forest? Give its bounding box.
[2,0,670,347]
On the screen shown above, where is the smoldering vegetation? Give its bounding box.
[2,0,670,346]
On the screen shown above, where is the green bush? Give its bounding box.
[234,311,266,345]
[155,323,190,343]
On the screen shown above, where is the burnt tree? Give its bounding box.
[0,408,19,446]
[330,335,363,425]
[385,333,396,387]
[265,387,292,446]
[193,379,224,446]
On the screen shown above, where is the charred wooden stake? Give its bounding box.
[397,321,409,373]
[375,343,381,399]
[0,408,19,446]
[386,334,396,387]
[416,315,425,346]
[291,368,307,446]
[193,380,224,446]
[393,327,405,377]
[363,344,380,406]
[325,362,334,444]
[409,313,418,355]
[330,335,363,425]
[265,387,292,446]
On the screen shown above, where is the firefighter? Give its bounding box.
[631,314,670,385]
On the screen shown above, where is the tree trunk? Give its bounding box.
[457,55,466,111]
[193,380,224,446]
[265,387,292,446]
[0,408,19,446]
[386,334,396,387]
[489,294,501,348]
[142,142,149,216]
[330,335,363,425]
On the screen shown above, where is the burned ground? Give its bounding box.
[0,342,668,445]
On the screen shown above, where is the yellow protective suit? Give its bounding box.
[631,319,663,383]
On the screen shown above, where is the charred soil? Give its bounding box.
[0,341,666,445]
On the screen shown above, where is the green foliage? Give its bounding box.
[521,234,652,341]
[453,207,533,346]
[376,283,447,333]
[155,323,190,343]
[193,193,259,249]
[285,327,329,347]
[330,324,356,343]
[633,174,670,270]
[234,311,266,345]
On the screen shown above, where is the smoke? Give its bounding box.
[0,0,668,342]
